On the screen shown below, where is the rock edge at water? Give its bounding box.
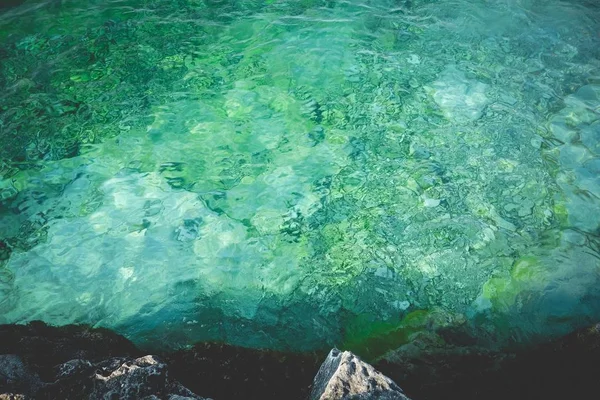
[0,321,408,400]
[310,348,409,400]
[2,321,600,399]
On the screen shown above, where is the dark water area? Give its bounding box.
[1,321,600,399]
[0,1,25,10]
[1,0,600,363]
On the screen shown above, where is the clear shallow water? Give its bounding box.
[0,0,599,354]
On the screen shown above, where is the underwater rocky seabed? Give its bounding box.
[0,0,600,363]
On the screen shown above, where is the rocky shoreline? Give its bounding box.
[1,322,599,399]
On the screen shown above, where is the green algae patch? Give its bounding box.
[341,309,461,361]
[480,256,554,312]
[481,276,521,311]
[552,200,569,227]
[511,256,546,282]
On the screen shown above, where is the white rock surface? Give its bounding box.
[430,66,489,123]
[310,349,410,400]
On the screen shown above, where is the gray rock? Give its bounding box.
[55,359,93,379]
[91,355,167,399]
[0,394,28,400]
[90,355,210,400]
[310,349,410,400]
[39,355,209,400]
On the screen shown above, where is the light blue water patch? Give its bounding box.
[0,0,599,351]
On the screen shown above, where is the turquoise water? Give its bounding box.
[0,0,599,354]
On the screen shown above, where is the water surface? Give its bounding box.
[1,0,599,354]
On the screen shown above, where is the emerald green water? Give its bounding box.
[1,0,599,354]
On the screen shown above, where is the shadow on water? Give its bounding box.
[0,1,25,10]
[1,321,599,400]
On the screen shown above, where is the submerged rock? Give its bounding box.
[429,66,489,123]
[310,349,410,400]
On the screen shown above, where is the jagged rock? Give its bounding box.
[0,323,208,400]
[0,394,28,400]
[0,321,140,382]
[310,349,410,400]
[55,359,93,380]
[38,355,209,400]
[90,355,207,400]
[91,356,168,398]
